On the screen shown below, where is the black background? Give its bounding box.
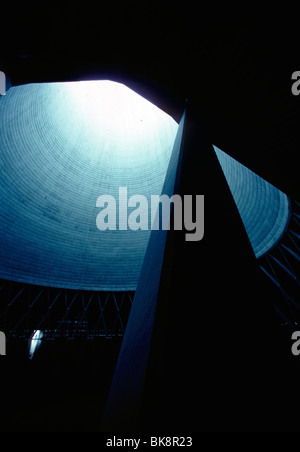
[1,2,300,433]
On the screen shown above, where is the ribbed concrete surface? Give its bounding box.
[0,81,178,290]
[214,145,290,258]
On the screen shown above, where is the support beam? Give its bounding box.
[101,102,300,432]
[101,111,186,432]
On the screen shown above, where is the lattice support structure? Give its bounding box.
[0,279,134,341]
[258,199,300,326]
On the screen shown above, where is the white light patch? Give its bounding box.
[29,330,43,359]
[62,80,178,161]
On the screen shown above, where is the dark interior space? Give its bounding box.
[1,3,300,432]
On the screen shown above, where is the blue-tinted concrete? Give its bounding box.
[0,81,178,290]
[214,146,290,258]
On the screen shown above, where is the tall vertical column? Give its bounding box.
[101,111,186,432]
[101,102,300,432]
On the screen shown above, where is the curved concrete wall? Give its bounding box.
[214,145,290,258]
[0,81,178,290]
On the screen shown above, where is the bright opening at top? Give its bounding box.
[62,80,178,161]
